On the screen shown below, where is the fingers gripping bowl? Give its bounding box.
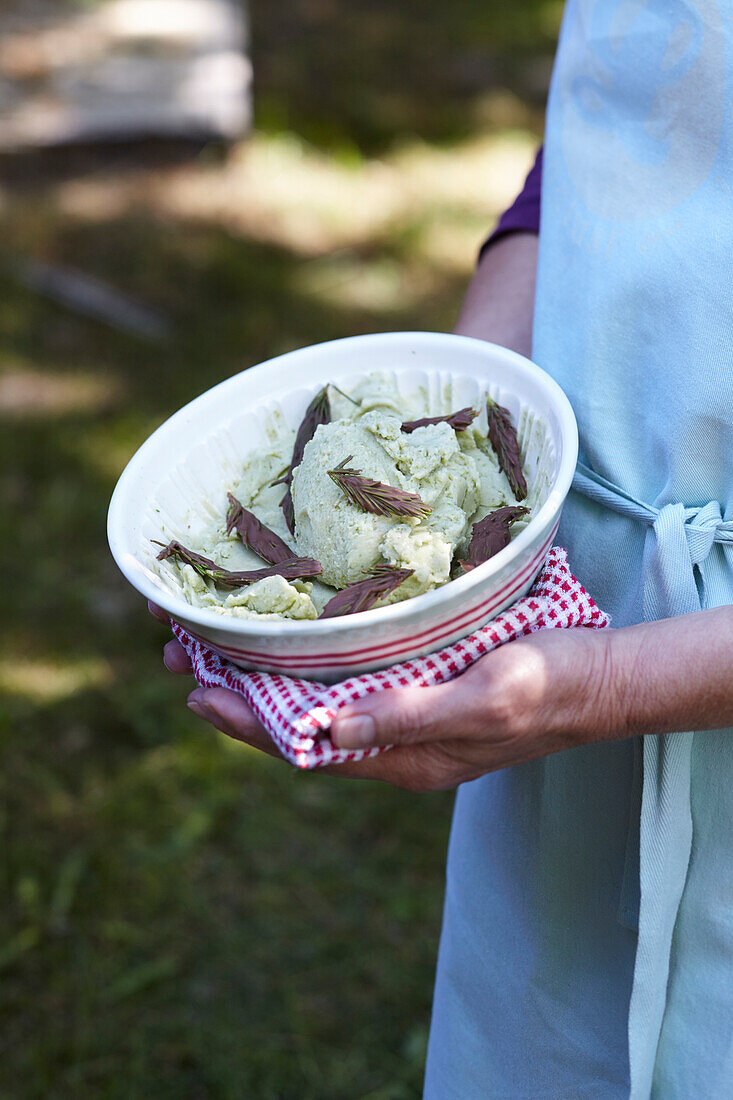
[108,332,578,682]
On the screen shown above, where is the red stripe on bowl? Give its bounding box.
[213,544,547,668]
[191,535,553,667]
[184,530,556,670]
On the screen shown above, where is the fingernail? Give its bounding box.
[332,715,375,749]
[187,690,209,716]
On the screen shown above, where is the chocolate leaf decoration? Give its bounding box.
[328,456,432,520]
[281,490,296,538]
[485,396,528,501]
[280,385,331,534]
[291,386,331,469]
[319,565,414,619]
[226,493,294,565]
[401,406,477,434]
[154,540,322,588]
[458,506,529,571]
[269,466,291,488]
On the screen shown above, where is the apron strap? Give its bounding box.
[572,463,658,525]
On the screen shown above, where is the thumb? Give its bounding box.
[329,680,476,751]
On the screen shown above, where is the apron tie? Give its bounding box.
[573,463,733,617]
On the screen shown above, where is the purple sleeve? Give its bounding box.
[479,146,543,259]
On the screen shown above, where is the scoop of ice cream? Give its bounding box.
[291,412,483,593]
[457,427,517,516]
[222,574,317,619]
[291,419,396,588]
[380,523,453,599]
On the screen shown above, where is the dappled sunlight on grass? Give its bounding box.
[51,130,536,261]
[293,249,440,313]
[0,134,532,1095]
[414,215,494,274]
[0,366,120,418]
[0,136,485,1088]
[66,413,168,482]
[0,656,113,704]
[1,2,551,1092]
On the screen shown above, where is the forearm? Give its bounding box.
[601,606,733,738]
[453,231,538,357]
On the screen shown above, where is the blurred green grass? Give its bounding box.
[0,2,552,1095]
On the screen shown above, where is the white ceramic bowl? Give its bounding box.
[108,332,577,682]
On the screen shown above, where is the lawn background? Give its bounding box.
[0,2,555,1095]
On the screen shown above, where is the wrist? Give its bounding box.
[545,628,627,747]
[489,628,622,751]
[600,608,733,738]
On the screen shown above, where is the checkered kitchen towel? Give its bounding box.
[171,548,608,769]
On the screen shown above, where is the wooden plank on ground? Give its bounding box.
[0,0,251,149]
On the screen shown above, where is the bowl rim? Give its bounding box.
[107,331,578,635]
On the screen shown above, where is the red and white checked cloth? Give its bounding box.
[171,548,608,769]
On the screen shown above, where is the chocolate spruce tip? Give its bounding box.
[269,466,291,488]
[319,564,414,619]
[280,384,332,534]
[154,539,322,587]
[401,406,477,434]
[292,386,331,469]
[458,506,529,572]
[327,456,432,520]
[281,490,296,537]
[485,395,528,502]
[226,493,294,565]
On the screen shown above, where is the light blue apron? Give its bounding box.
[424,2,733,1097]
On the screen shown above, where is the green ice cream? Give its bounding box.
[291,411,482,592]
[155,373,529,619]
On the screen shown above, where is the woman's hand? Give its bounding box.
[152,597,733,791]
[151,598,620,790]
